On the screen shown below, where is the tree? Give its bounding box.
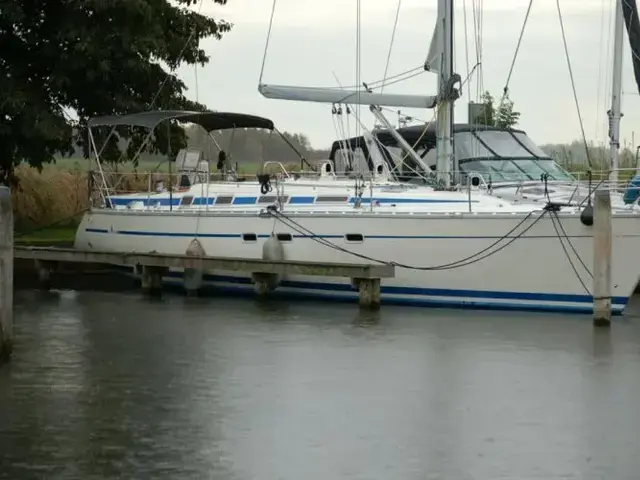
[0,0,231,185]
[472,90,521,129]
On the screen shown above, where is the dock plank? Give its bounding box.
[14,246,395,279]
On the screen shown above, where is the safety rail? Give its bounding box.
[86,166,640,216]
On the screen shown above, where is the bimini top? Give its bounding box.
[87,110,275,132]
[334,123,527,151]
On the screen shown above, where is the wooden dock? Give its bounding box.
[14,246,395,309]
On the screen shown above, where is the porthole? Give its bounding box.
[345,233,364,243]
[276,233,292,242]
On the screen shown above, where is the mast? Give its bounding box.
[608,0,624,186]
[434,0,457,188]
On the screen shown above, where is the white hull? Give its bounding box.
[74,209,640,314]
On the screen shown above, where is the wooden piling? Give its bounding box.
[593,190,612,327]
[183,238,205,297]
[251,272,278,297]
[34,260,53,290]
[141,266,166,297]
[0,186,13,362]
[356,278,381,310]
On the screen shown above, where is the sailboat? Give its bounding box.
[74,0,640,314]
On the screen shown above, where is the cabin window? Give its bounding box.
[242,233,257,242]
[316,195,349,202]
[179,196,194,207]
[276,233,292,242]
[258,195,289,204]
[345,233,364,243]
[215,196,233,205]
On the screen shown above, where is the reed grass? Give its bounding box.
[13,165,89,233]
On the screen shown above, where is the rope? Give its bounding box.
[270,207,548,271]
[549,210,592,295]
[556,0,593,168]
[551,211,593,278]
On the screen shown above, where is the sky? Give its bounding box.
[175,0,639,150]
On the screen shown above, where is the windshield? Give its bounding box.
[460,158,575,182]
[531,159,574,181]
[459,130,576,182]
[374,126,575,184]
[476,130,533,157]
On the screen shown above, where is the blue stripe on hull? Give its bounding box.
[105,195,479,207]
[125,269,628,315]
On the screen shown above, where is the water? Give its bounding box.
[2,290,640,479]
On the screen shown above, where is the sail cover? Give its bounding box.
[258,84,438,109]
[623,0,640,95]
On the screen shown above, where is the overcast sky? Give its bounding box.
[177,0,639,150]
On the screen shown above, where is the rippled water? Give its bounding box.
[2,290,640,479]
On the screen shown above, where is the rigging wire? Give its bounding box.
[594,0,610,141]
[472,0,484,99]
[328,65,426,92]
[355,0,362,147]
[462,0,471,105]
[381,0,403,94]
[556,0,593,169]
[498,0,533,108]
[602,0,615,143]
[370,69,426,90]
[259,0,278,85]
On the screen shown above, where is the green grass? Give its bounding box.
[15,225,78,246]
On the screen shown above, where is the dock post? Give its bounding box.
[251,272,278,297]
[184,238,205,297]
[593,190,612,327]
[34,260,53,290]
[0,186,13,362]
[141,266,165,298]
[356,278,381,310]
